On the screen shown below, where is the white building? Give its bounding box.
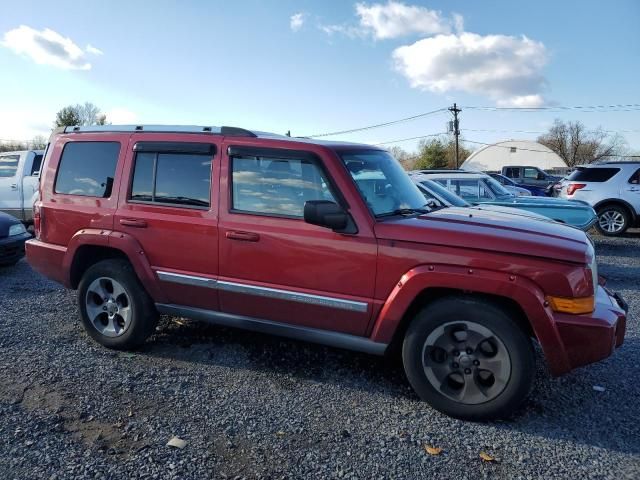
[461,140,567,172]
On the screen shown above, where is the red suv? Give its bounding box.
[27,125,627,420]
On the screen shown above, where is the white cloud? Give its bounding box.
[355,1,450,39]
[290,13,306,32]
[1,25,96,70]
[393,32,549,106]
[86,44,103,55]
[452,13,464,34]
[105,108,137,124]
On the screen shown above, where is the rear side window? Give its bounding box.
[505,167,519,178]
[130,145,213,208]
[568,167,620,182]
[55,142,120,197]
[0,154,19,178]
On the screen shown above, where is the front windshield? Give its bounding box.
[340,150,428,217]
[420,179,469,207]
[484,176,514,197]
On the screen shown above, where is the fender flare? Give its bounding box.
[593,199,637,223]
[62,228,167,303]
[370,264,571,375]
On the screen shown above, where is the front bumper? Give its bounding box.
[0,232,31,265]
[554,285,627,372]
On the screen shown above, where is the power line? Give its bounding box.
[375,133,447,145]
[303,108,448,138]
[463,103,640,113]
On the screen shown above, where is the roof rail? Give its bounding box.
[62,124,259,137]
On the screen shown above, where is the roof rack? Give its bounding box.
[62,124,258,137]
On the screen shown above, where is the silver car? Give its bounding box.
[558,161,640,236]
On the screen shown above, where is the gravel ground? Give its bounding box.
[0,231,638,479]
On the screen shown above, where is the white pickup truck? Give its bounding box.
[0,150,44,223]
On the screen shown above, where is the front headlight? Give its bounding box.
[8,223,27,236]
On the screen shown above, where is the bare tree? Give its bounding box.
[54,102,108,128]
[538,119,627,167]
[388,145,416,170]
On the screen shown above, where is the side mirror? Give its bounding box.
[304,200,353,233]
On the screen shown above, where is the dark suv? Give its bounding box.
[26,125,627,420]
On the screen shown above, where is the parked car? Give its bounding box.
[27,125,627,420]
[416,170,597,230]
[0,150,44,223]
[501,165,561,190]
[558,161,640,236]
[487,172,547,196]
[411,174,553,223]
[0,211,31,266]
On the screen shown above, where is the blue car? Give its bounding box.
[488,173,549,197]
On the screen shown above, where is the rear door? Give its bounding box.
[0,152,23,217]
[114,134,221,310]
[217,143,377,336]
[622,167,640,215]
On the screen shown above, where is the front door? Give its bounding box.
[217,144,377,336]
[0,152,22,217]
[622,168,640,216]
[114,134,221,310]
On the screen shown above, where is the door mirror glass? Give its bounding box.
[304,200,350,231]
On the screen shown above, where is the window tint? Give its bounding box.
[130,151,211,207]
[232,156,335,217]
[0,154,19,178]
[55,142,120,197]
[568,167,620,182]
[31,154,43,175]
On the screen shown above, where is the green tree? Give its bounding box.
[414,136,471,170]
[54,102,108,128]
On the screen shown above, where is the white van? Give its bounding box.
[0,150,44,222]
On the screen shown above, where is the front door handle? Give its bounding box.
[119,218,148,228]
[10,184,17,190]
[226,230,260,242]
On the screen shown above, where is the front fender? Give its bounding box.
[370,264,572,375]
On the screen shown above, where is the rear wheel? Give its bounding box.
[596,205,629,236]
[78,259,158,349]
[402,296,535,420]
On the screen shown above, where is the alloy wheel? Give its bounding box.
[598,210,625,234]
[85,277,132,337]
[421,321,511,405]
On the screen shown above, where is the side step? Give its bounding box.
[155,303,388,355]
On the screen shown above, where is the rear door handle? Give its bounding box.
[10,184,17,190]
[119,218,148,228]
[226,230,260,242]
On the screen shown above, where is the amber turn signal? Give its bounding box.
[546,295,595,314]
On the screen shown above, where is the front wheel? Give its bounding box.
[78,259,158,350]
[402,296,535,420]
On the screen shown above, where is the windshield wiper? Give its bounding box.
[376,207,432,218]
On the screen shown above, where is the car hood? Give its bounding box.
[470,204,551,221]
[489,196,591,208]
[0,212,20,239]
[375,207,590,264]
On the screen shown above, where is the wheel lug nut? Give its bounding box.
[452,362,459,369]
[464,368,471,374]
[453,350,460,356]
[466,348,473,354]
[473,360,479,366]
[102,306,107,311]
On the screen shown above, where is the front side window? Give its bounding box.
[55,142,120,197]
[484,176,513,198]
[340,150,427,216]
[0,155,19,178]
[524,167,540,179]
[448,179,493,201]
[130,151,212,208]
[231,156,335,217]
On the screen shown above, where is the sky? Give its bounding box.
[1,0,639,154]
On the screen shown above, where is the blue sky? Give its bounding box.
[1,0,639,153]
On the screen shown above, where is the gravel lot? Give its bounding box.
[0,231,638,479]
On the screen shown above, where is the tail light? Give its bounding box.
[566,183,586,195]
[33,196,42,240]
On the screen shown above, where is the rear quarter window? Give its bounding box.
[55,142,120,197]
[568,167,620,182]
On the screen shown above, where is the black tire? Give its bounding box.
[595,205,630,236]
[402,296,535,420]
[78,259,158,350]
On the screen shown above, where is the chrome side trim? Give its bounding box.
[156,271,217,289]
[156,303,387,355]
[217,280,369,313]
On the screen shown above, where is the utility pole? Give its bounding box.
[448,103,461,169]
